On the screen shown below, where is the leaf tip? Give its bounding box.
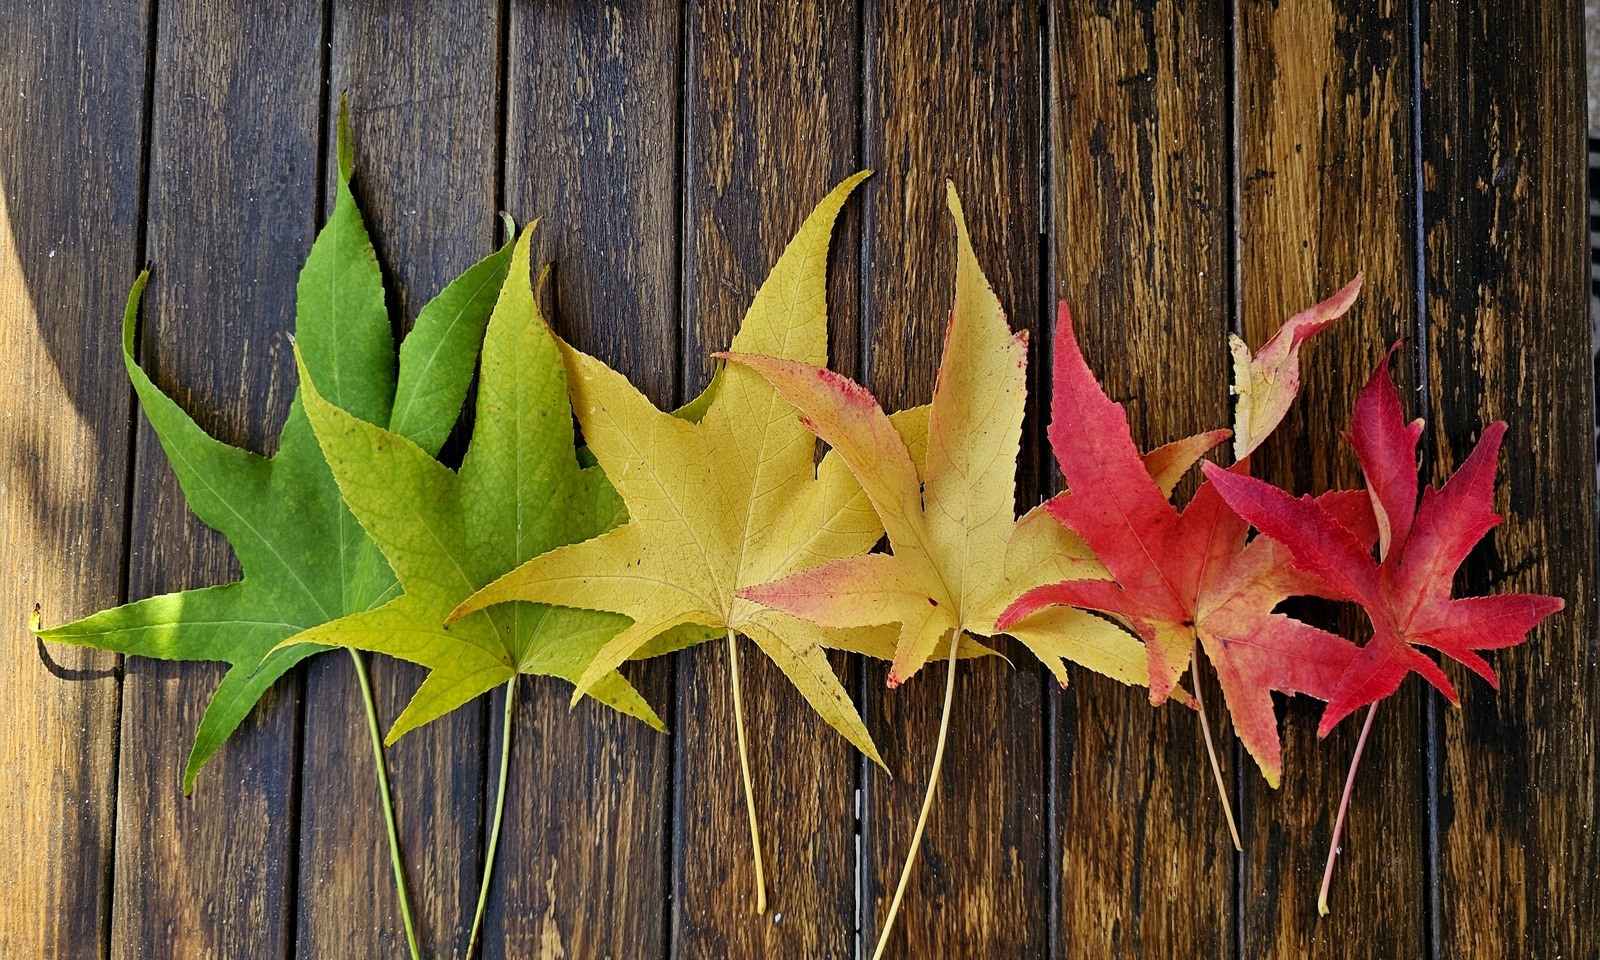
[838,168,874,192]
[335,92,354,183]
[27,603,41,634]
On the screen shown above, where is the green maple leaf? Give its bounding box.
[285,224,714,739]
[32,109,513,792]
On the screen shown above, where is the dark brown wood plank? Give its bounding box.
[484,2,681,955]
[675,2,862,955]
[1050,2,1235,955]
[860,2,1047,955]
[115,2,325,956]
[1421,1,1598,954]
[294,3,501,957]
[1232,0,1427,951]
[0,1,150,954]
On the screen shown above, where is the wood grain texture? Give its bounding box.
[1051,2,1235,955]
[0,1,149,955]
[675,2,863,956]
[4,2,1596,953]
[860,2,1048,956]
[483,2,680,956]
[114,2,324,957]
[1233,0,1427,951]
[294,3,501,956]
[1421,1,1598,955]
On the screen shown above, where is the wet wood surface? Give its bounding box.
[2,1,1591,956]
[859,2,1048,957]
[1052,2,1234,955]
[1232,1,1428,955]
[677,2,863,956]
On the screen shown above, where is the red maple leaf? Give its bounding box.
[1202,347,1564,734]
[1201,345,1563,913]
[999,298,1374,791]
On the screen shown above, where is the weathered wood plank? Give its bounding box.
[1421,1,1598,955]
[7,3,1595,952]
[1232,0,1428,951]
[674,2,863,956]
[0,2,150,955]
[114,2,324,956]
[483,3,681,956]
[860,2,1047,955]
[294,2,501,957]
[1050,1,1235,955]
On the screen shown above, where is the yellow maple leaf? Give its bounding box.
[723,183,1155,955]
[726,184,1149,687]
[451,173,973,912]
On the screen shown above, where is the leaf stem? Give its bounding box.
[466,675,518,958]
[1319,702,1377,916]
[869,630,961,960]
[727,629,767,914]
[1192,643,1242,851]
[349,648,422,960]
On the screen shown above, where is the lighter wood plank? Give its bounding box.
[1233,0,1428,952]
[0,1,150,955]
[114,2,324,956]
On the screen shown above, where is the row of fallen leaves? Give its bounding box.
[34,110,1561,955]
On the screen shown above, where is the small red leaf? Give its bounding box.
[1204,351,1563,737]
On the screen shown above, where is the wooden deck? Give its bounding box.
[2,1,1594,957]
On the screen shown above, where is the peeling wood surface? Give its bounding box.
[1,1,1592,956]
